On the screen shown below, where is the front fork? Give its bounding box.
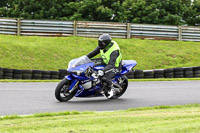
[69,80,79,93]
[65,75,79,93]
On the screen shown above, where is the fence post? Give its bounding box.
[127,23,131,39]
[73,21,77,36]
[178,26,182,41]
[17,19,21,36]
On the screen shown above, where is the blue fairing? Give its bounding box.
[65,75,73,80]
[75,84,103,97]
[120,60,137,74]
[93,65,106,71]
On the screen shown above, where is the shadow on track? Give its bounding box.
[55,98,129,104]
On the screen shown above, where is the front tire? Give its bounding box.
[55,79,77,102]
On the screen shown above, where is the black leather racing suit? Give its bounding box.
[87,42,122,91]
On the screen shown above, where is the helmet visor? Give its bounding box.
[98,40,106,49]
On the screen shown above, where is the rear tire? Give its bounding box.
[105,75,128,99]
[55,79,77,102]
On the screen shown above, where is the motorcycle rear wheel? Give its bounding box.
[55,79,77,102]
[105,75,128,99]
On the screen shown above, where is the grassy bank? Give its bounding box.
[0,34,200,70]
[0,104,200,133]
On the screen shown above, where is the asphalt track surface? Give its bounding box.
[0,81,200,116]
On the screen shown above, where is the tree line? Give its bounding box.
[0,0,200,26]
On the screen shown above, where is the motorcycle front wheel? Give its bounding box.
[55,79,78,102]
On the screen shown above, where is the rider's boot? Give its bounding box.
[107,84,115,98]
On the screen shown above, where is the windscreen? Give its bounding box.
[67,55,92,70]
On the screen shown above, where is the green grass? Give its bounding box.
[1,104,200,133]
[0,34,200,71]
[0,78,200,82]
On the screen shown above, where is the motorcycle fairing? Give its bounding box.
[116,60,137,76]
[75,83,103,97]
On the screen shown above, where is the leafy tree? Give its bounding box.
[0,0,199,26]
[184,0,200,25]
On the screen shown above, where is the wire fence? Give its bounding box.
[0,18,200,41]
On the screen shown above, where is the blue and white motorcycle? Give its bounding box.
[55,55,137,102]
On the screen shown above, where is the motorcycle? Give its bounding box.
[55,55,137,102]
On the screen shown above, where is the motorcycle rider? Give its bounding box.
[87,34,122,98]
